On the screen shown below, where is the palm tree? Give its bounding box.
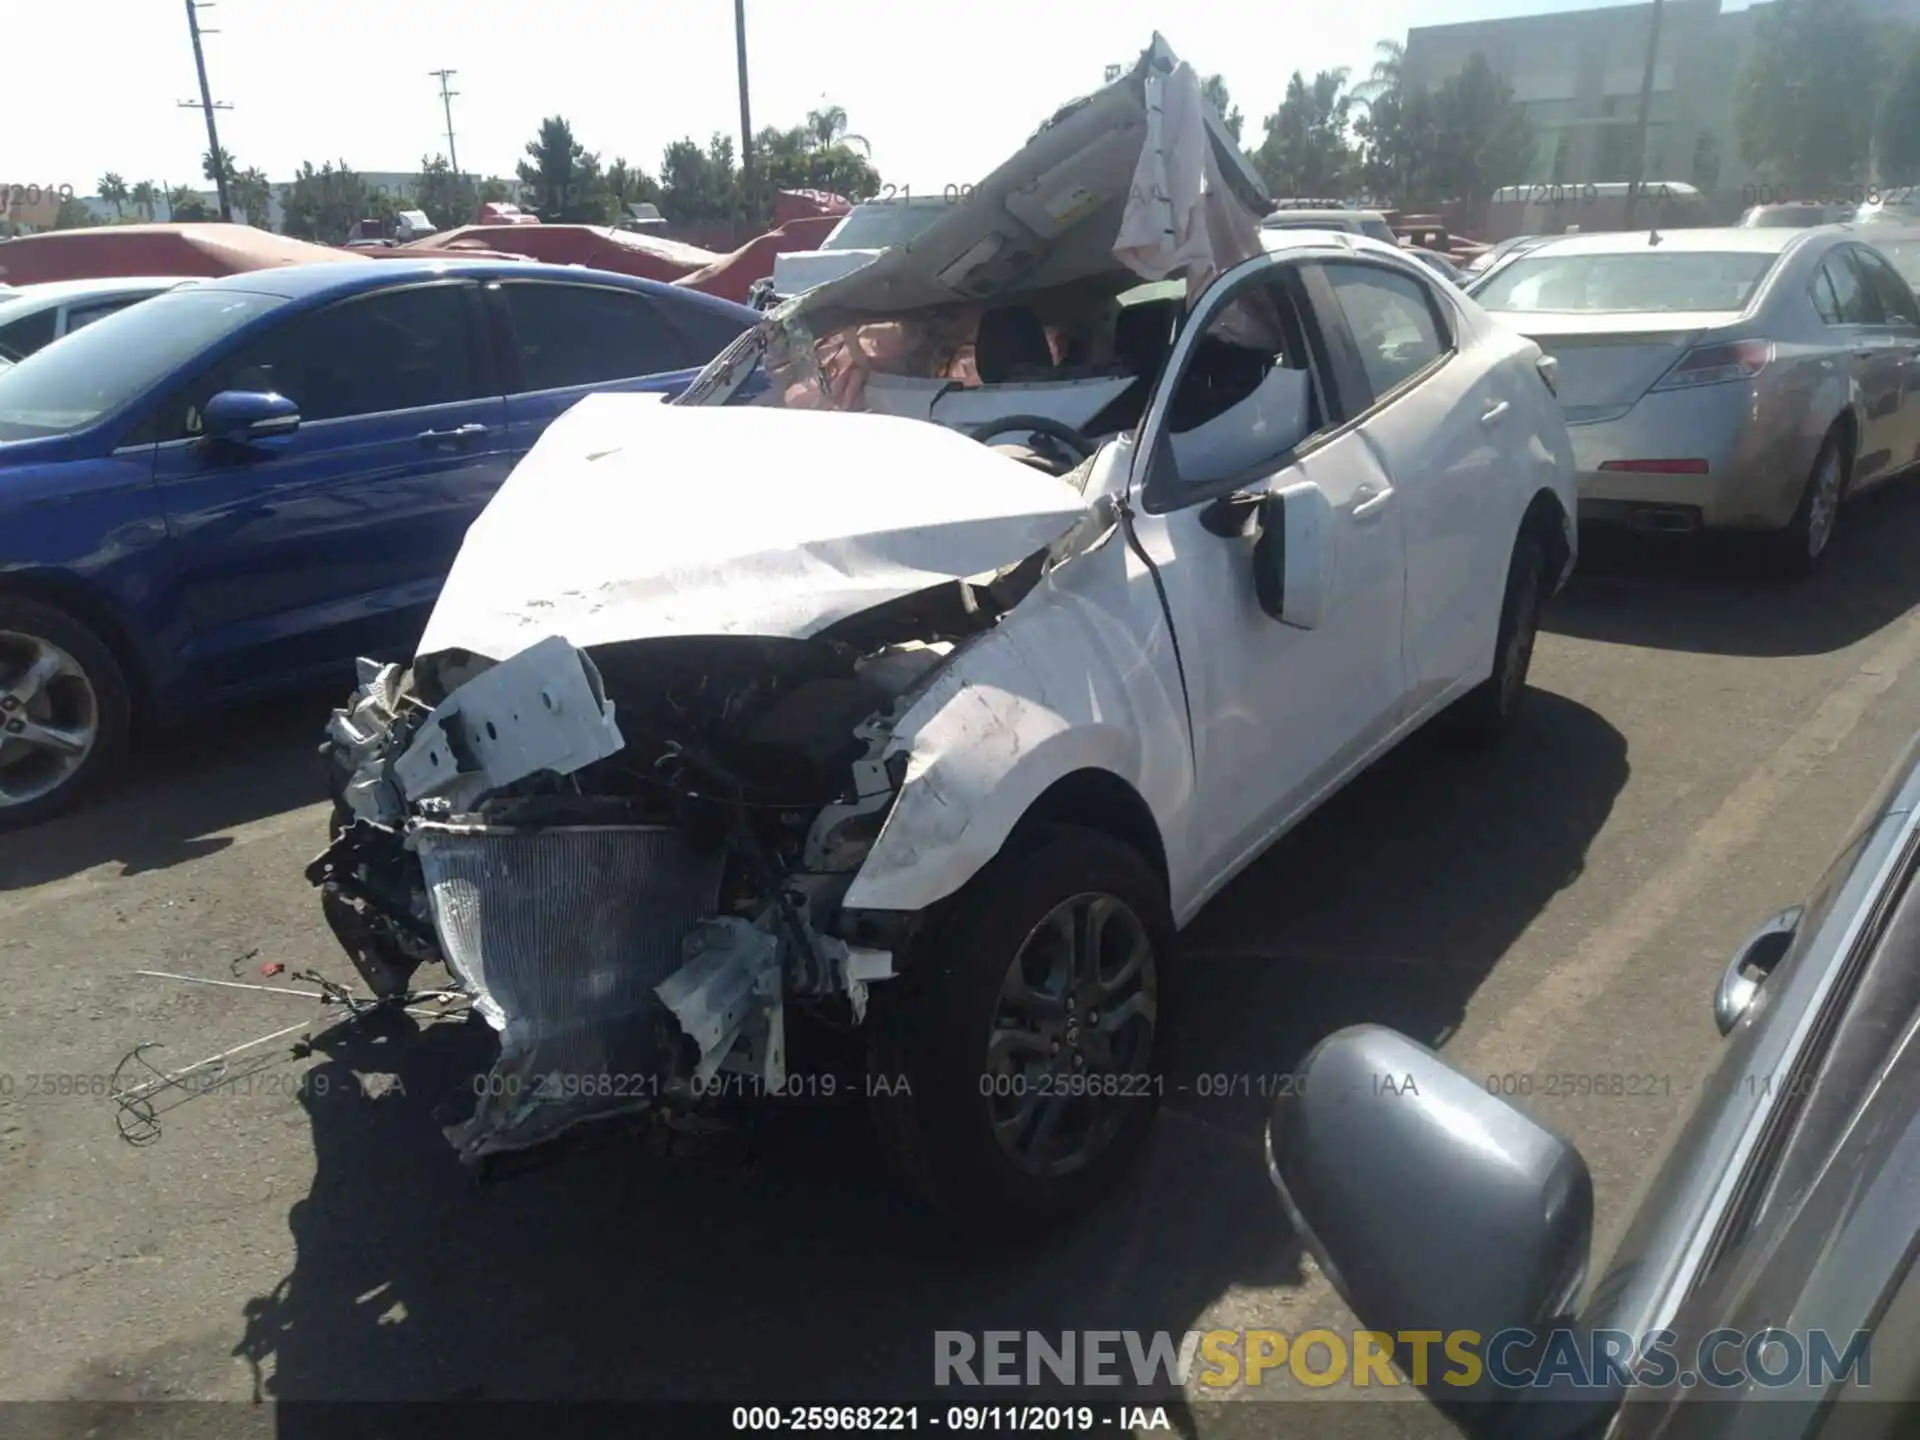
[1352,39,1406,106]
[129,180,158,221]
[98,172,129,218]
[232,167,274,228]
[806,102,871,157]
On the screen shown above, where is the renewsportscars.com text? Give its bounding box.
[934,1327,1872,1392]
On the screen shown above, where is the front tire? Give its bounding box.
[0,597,131,832]
[868,823,1174,1234]
[1444,534,1546,747]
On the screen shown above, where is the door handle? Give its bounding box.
[1351,484,1393,521]
[1480,400,1511,425]
[416,423,490,446]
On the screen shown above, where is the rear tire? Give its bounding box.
[868,823,1174,1236]
[1758,427,1848,581]
[0,597,131,832]
[1444,534,1546,747]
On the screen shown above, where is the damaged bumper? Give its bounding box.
[309,629,946,1162]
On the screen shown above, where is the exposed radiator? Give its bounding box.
[414,822,724,1159]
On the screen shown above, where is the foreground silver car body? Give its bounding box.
[1476,227,1920,553]
[1269,729,1920,1435]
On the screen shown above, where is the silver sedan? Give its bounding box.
[1472,226,1920,576]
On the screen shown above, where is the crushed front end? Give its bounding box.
[308,613,996,1164]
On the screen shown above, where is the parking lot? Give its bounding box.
[4,485,1920,1432]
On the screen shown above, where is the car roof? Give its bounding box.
[194,259,760,319]
[1504,226,1809,259]
[0,275,196,304]
[1257,229,1410,263]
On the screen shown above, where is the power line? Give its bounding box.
[177,0,233,222]
[430,69,462,183]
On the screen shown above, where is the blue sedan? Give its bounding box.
[0,259,758,828]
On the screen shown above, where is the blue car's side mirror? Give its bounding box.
[201,390,300,446]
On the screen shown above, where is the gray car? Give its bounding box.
[1268,726,1920,1436]
[1473,226,1920,575]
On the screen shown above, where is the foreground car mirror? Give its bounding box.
[201,389,300,446]
[1252,480,1331,629]
[1267,1025,1593,1422]
[1714,905,1802,1035]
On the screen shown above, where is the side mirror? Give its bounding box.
[1267,1025,1594,1422]
[201,390,300,446]
[1714,905,1802,1035]
[1252,480,1332,629]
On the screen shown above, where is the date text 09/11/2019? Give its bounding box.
[731,1404,1173,1432]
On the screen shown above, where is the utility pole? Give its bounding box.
[1623,0,1665,229]
[735,0,755,211]
[430,69,462,181]
[178,0,233,222]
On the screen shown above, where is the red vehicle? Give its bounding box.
[401,223,720,283]
[0,223,363,284]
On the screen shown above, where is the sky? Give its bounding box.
[14,0,1760,199]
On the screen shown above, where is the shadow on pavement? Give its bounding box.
[215,686,1625,1416]
[1544,479,1920,659]
[0,686,334,891]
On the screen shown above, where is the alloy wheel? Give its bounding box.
[983,891,1158,1179]
[1806,446,1844,560]
[0,631,99,809]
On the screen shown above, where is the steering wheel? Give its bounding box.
[966,415,1100,465]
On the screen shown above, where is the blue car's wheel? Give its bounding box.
[0,597,130,831]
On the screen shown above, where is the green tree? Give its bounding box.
[515,116,616,222]
[1879,37,1920,179]
[604,156,664,219]
[129,180,158,221]
[657,133,743,227]
[415,153,478,230]
[166,184,214,221]
[1355,84,1441,207]
[279,160,384,241]
[1253,70,1358,199]
[1734,0,1883,189]
[1352,39,1406,106]
[201,146,239,219]
[1429,53,1534,206]
[477,176,514,205]
[745,124,881,225]
[98,172,128,218]
[54,196,101,230]
[231,166,274,228]
[805,102,871,156]
[1199,74,1244,144]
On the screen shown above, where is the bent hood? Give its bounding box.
[415,392,1092,662]
[785,33,1268,323]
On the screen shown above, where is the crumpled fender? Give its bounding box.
[841,566,1192,915]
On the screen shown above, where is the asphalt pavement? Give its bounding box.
[5,483,1920,1439]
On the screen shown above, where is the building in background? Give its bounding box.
[1403,0,1920,201]
[1404,0,1743,195]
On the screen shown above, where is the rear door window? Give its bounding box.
[1855,248,1920,326]
[498,282,693,391]
[659,294,755,362]
[1321,262,1450,398]
[0,306,58,362]
[1825,252,1885,324]
[63,298,140,335]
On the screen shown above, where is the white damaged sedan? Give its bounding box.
[311,37,1578,1230]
